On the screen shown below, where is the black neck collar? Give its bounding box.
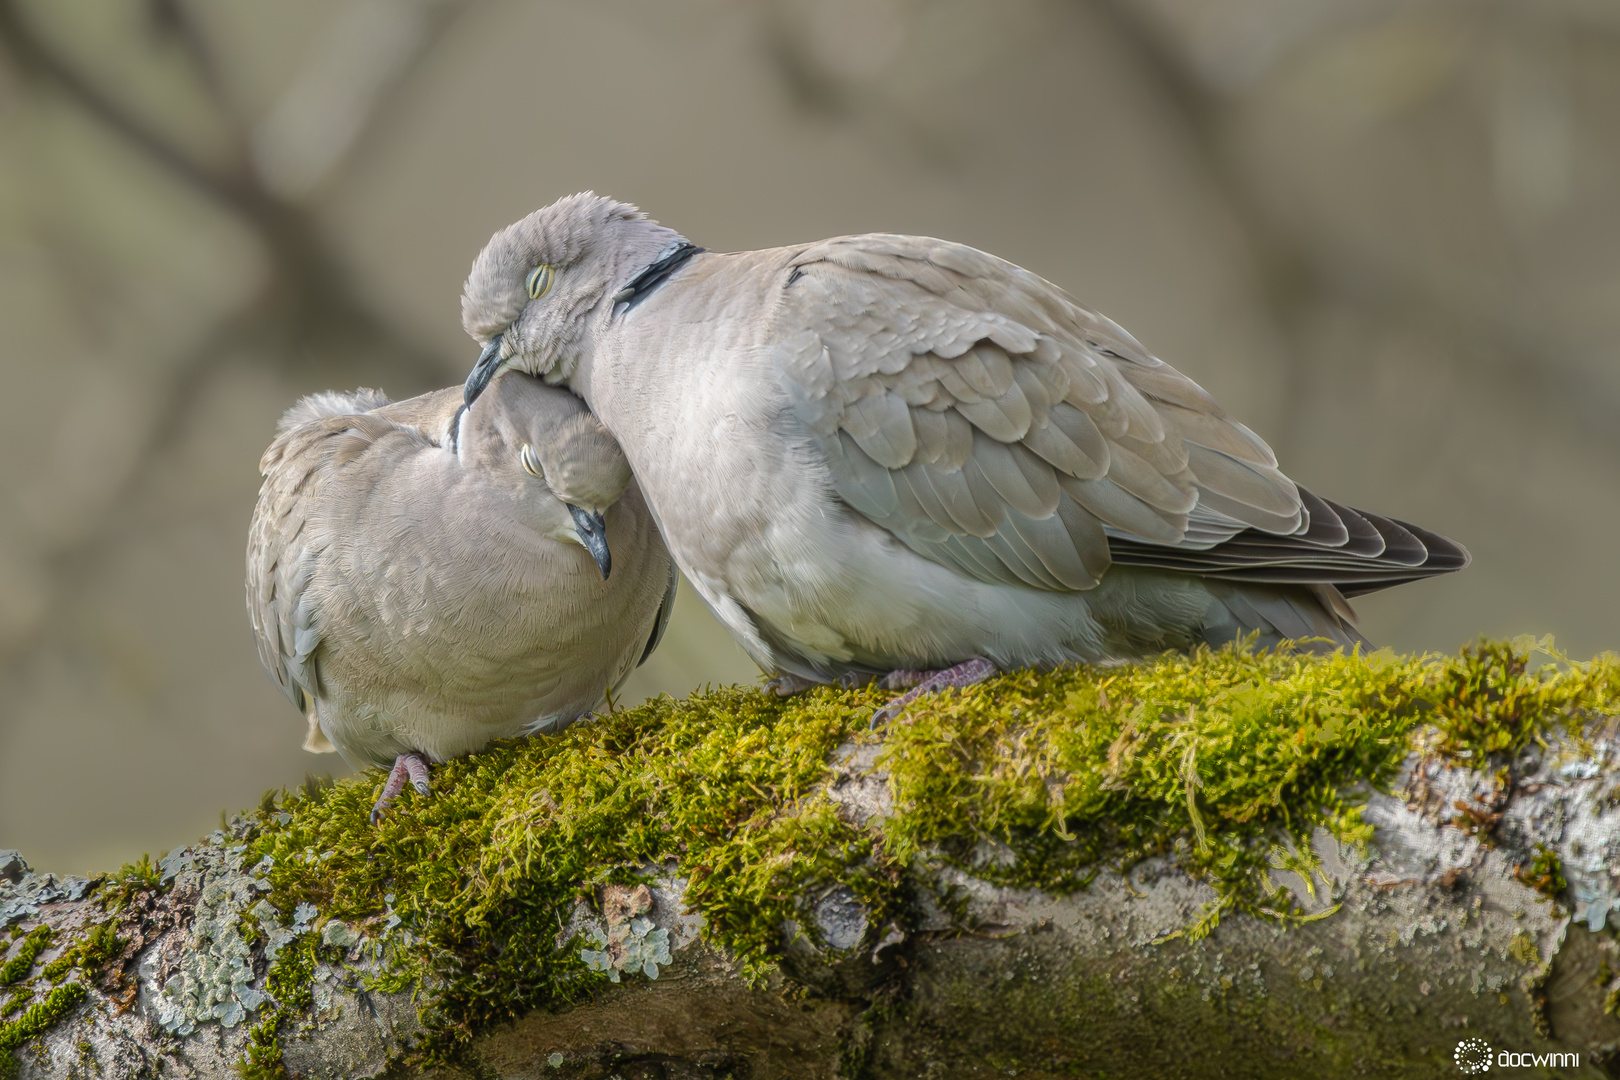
[613,242,704,315]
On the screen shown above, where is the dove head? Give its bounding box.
[461,192,686,403]
[461,371,632,579]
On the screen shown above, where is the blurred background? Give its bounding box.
[1,0,1616,876]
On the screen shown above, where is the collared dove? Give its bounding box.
[459,193,1468,718]
[247,372,677,821]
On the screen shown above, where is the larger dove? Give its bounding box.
[247,372,676,820]
[459,194,1466,714]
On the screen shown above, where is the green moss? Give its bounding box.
[0,984,87,1077]
[1426,638,1619,759]
[247,681,886,1065]
[97,853,161,913]
[0,929,49,988]
[0,899,123,1072]
[237,933,319,1080]
[1513,844,1568,903]
[879,638,1616,933]
[39,923,120,984]
[240,1016,288,1080]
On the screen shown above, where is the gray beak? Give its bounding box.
[568,504,611,579]
[464,334,504,406]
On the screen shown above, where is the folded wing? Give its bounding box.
[247,392,435,715]
[772,234,1467,594]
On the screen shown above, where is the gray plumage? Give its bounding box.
[246,372,677,771]
[459,193,1467,685]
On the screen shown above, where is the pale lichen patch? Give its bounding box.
[141,840,274,1035]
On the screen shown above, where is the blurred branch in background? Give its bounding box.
[0,0,470,675]
[1107,0,1620,459]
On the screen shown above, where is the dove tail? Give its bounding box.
[1200,580,1371,654]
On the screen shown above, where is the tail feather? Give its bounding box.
[1109,485,1469,598]
[1201,580,1370,653]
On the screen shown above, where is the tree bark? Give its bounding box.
[4,726,1619,1079]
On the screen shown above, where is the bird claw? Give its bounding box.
[371,752,433,825]
[768,673,821,697]
[869,658,997,728]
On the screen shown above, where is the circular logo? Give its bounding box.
[1455,1037,1492,1074]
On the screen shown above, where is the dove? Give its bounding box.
[247,372,676,820]
[458,194,1466,719]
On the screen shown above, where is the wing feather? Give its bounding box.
[1005,506,1100,590]
[943,534,1026,587]
[961,457,1012,531]
[1105,443,1198,516]
[843,392,916,469]
[915,462,998,537]
[248,392,424,717]
[896,465,959,535]
[772,234,1466,596]
[956,379,1033,441]
[825,431,900,518]
[1044,404,1110,477]
[912,407,950,465]
[973,434,1060,518]
[1059,475,1186,545]
[1012,364,1053,430]
[982,528,1065,590]
[1184,444,1300,521]
[954,345,1017,398]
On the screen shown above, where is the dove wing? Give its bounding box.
[772,233,1466,593]
[247,395,437,716]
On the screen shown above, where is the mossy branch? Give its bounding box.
[4,639,1620,1078]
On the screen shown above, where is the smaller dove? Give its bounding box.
[247,373,676,822]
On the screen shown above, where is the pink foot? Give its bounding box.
[871,658,997,727]
[371,752,432,825]
[879,669,929,691]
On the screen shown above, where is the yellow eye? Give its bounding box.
[520,443,544,480]
[525,264,555,300]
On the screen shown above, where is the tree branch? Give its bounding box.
[4,706,1617,1077]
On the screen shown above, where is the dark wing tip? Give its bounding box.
[1110,488,1469,598]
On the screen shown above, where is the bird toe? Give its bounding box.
[870,658,997,727]
[768,673,820,697]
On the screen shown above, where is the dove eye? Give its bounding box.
[525,264,555,300]
[520,443,544,480]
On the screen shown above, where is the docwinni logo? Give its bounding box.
[1454,1038,1583,1072]
[1455,1039,1491,1074]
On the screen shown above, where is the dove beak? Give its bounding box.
[567,504,611,579]
[464,334,505,406]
